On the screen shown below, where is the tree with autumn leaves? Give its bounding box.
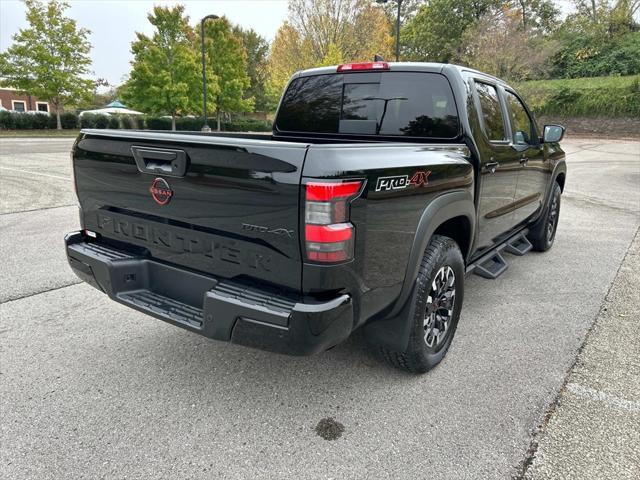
[266,0,394,108]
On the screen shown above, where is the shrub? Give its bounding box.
[94,114,110,129]
[60,112,78,129]
[222,117,272,132]
[0,110,79,130]
[551,31,640,79]
[80,113,97,128]
[30,112,51,129]
[108,115,120,129]
[46,114,57,129]
[0,110,14,129]
[121,115,134,129]
[176,116,202,131]
[146,116,172,130]
[12,112,34,129]
[140,116,272,132]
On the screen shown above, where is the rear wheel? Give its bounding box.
[528,182,561,252]
[380,235,464,374]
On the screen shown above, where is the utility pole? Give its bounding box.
[375,0,403,61]
[200,14,219,132]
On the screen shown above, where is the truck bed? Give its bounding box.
[70,128,472,353]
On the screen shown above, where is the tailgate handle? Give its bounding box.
[131,146,188,177]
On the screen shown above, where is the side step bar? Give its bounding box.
[467,229,530,280]
[504,232,533,256]
[473,251,508,279]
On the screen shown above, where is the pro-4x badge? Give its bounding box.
[375,170,431,191]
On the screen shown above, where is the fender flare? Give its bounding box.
[552,159,567,191]
[530,159,567,226]
[363,190,476,351]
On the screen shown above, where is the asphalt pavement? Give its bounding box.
[1,136,638,479]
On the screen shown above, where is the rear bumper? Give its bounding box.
[65,231,353,355]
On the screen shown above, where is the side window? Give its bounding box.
[475,82,506,141]
[505,91,535,146]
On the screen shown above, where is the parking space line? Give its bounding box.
[0,281,82,305]
[566,383,640,413]
[0,203,77,216]
[0,166,71,181]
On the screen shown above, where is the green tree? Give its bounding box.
[513,0,560,33]
[378,0,425,21]
[549,1,640,78]
[233,26,270,112]
[377,0,425,54]
[203,17,252,130]
[401,0,501,62]
[121,5,205,131]
[0,0,93,129]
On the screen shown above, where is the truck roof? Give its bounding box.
[293,62,509,88]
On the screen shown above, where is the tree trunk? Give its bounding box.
[56,106,62,130]
[216,111,221,132]
[591,0,597,22]
[171,113,176,131]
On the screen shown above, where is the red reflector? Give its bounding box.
[306,224,353,243]
[306,181,362,201]
[307,250,348,262]
[337,62,389,72]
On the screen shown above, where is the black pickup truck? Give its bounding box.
[65,62,566,373]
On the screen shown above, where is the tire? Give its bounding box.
[527,182,561,252]
[380,235,465,374]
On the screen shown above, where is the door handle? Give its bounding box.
[131,146,188,177]
[519,156,529,166]
[485,161,499,174]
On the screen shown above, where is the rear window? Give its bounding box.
[276,72,459,139]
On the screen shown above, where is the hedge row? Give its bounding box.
[0,110,79,129]
[0,110,273,132]
[516,74,640,118]
[144,116,273,132]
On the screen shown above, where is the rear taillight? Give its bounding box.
[304,180,363,263]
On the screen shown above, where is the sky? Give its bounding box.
[0,0,290,87]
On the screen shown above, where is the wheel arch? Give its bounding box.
[552,159,567,193]
[363,190,475,351]
[555,171,566,192]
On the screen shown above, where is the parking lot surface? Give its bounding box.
[1,136,638,479]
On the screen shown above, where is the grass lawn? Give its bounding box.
[0,129,80,138]
[515,75,639,117]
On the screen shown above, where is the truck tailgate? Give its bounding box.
[73,130,308,292]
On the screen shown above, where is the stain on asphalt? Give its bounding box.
[315,417,345,440]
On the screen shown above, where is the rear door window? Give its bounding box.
[504,90,537,145]
[277,72,460,139]
[475,82,507,141]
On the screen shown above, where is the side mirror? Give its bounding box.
[542,124,565,143]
